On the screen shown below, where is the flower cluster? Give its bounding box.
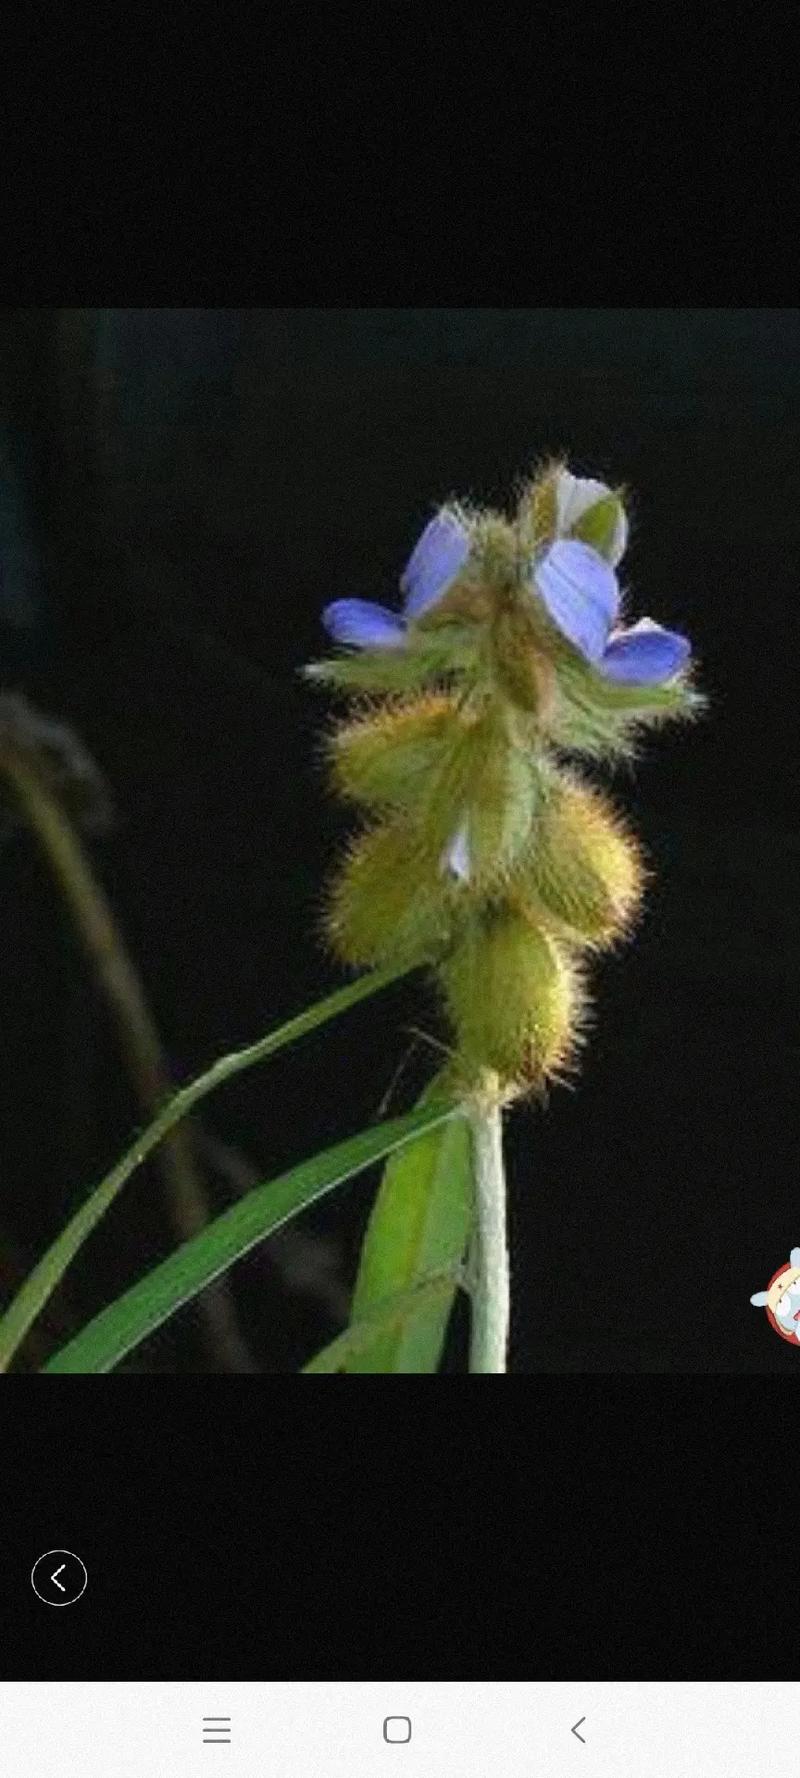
[307,461,699,1103]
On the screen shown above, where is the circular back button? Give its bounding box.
[31,1549,88,1606]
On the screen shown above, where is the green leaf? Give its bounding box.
[303,626,478,696]
[549,653,701,759]
[342,1073,473,1372]
[42,1100,458,1373]
[302,1269,462,1372]
[0,959,414,1374]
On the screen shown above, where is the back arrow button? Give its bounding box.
[571,1717,587,1743]
[31,1549,88,1606]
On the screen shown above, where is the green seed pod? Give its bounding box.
[439,904,581,1091]
[511,774,644,946]
[328,695,457,813]
[325,818,456,969]
[419,708,540,892]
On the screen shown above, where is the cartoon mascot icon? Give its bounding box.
[750,1248,800,1343]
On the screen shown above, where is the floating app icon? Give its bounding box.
[750,1246,800,1343]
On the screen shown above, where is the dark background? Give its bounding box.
[0,308,796,1373]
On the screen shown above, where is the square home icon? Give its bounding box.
[383,1717,412,1744]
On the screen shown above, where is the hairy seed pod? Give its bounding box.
[511,774,644,946]
[418,709,540,890]
[325,818,456,968]
[439,905,580,1090]
[329,695,457,813]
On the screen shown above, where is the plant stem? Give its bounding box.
[466,1098,510,1373]
[0,742,255,1371]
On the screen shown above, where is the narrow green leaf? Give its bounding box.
[302,1269,462,1372]
[0,959,412,1373]
[42,1100,457,1374]
[343,1073,473,1372]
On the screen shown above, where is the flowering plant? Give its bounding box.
[313,461,696,1106]
[0,459,701,1374]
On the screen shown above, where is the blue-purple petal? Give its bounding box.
[321,599,407,650]
[532,539,620,663]
[600,621,691,684]
[400,512,471,619]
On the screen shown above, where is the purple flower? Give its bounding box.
[321,480,690,689]
[322,512,470,650]
[531,537,690,686]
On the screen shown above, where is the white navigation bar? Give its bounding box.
[0,1680,790,1777]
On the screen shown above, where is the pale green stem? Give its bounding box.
[467,1101,509,1373]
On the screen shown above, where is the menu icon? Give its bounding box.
[203,1717,232,1745]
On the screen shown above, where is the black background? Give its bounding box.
[0,1390,785,1680]
[0,308,797,1374]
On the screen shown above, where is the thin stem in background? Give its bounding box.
[0,740,254,1371]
